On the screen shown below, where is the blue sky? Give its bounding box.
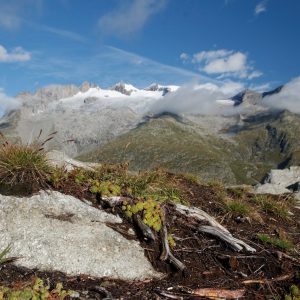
[0,0,300,98]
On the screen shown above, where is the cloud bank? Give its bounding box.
[0,89,21,113]
[263,76,300,113]
[98,0,168,37]
[181,49,262,80]
[0,45,31,63]
[150,81,244,116]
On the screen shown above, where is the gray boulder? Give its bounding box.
[264,166,300,187]
[0,191,161,280]
[46,150,99,171]
[255,166,300,195]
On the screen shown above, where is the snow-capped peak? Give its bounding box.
[145,83,179,95]
[110,82,139,95]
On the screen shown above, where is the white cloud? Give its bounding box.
[182,49,262,80]
[263,76,300,113]
[0,45,31,62]
[98,0,168,37]
[150,81,244,116]
[0,88,21,112]
[180,53,189,61]
[255,1,267,16]
[192,49,232,63]
[203,52,247,74]
[247,71,263,79]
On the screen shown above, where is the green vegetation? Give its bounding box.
[250,194,291,219]
[285,284,300,300]
[122,198,164,232]
[0,132,53,192]
[224,200,251,216]
[257,233,294,251]
[78,111,300,185]
[49,164,188,232]
[0,246,11,266]
[0,278,73,300]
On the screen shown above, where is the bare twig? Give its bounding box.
[160,223,186,271]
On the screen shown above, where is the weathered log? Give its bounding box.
[175,204,256,253]
[199,225,256,253]
[175,204,230,233]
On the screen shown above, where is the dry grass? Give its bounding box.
[0,131,53,190]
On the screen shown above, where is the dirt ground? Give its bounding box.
[1,174,300,299]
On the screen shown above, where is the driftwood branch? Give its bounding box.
[199,225,256,253]
[160,223,186,272]
[175,204,256,253]
[175,204,230,233]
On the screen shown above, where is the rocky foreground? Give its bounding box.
[0,152,299,299]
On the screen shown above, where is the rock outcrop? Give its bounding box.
[255,166,300,195]
[0,191,161,280]
[47,150,99,171]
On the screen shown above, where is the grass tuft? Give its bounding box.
[257,233,294,251]
[0,132,52,191]
[224,200,251,216]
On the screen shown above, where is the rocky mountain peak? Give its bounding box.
[110,82,138,96]
[231,89,262,106]
[145,83,173,96]
[34,84,80,101]
[80,81,96,93]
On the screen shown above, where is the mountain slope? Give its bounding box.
[79,111,300,184]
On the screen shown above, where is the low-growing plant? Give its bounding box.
[49,167,69,188]
[168,233,176,248]
[250,195,290,219]
[89,179,121,196]
[224,200,251,216]
[257,233,294,251]
[122,198,164,232]
[207,180,227,202]
[285,284,300,300]
[0,132,53,190]
[0,278,74,300]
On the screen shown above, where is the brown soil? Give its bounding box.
[1,174,300,299]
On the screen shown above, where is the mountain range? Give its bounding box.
[1,81,299,184]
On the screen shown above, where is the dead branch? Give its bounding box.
[199,225,256,253]
[242,273,293,285]
[100,196,124,208]
[133,214,156,241]
[175,204,230,233]
[160,223,186,271]
[191,288,245,299]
